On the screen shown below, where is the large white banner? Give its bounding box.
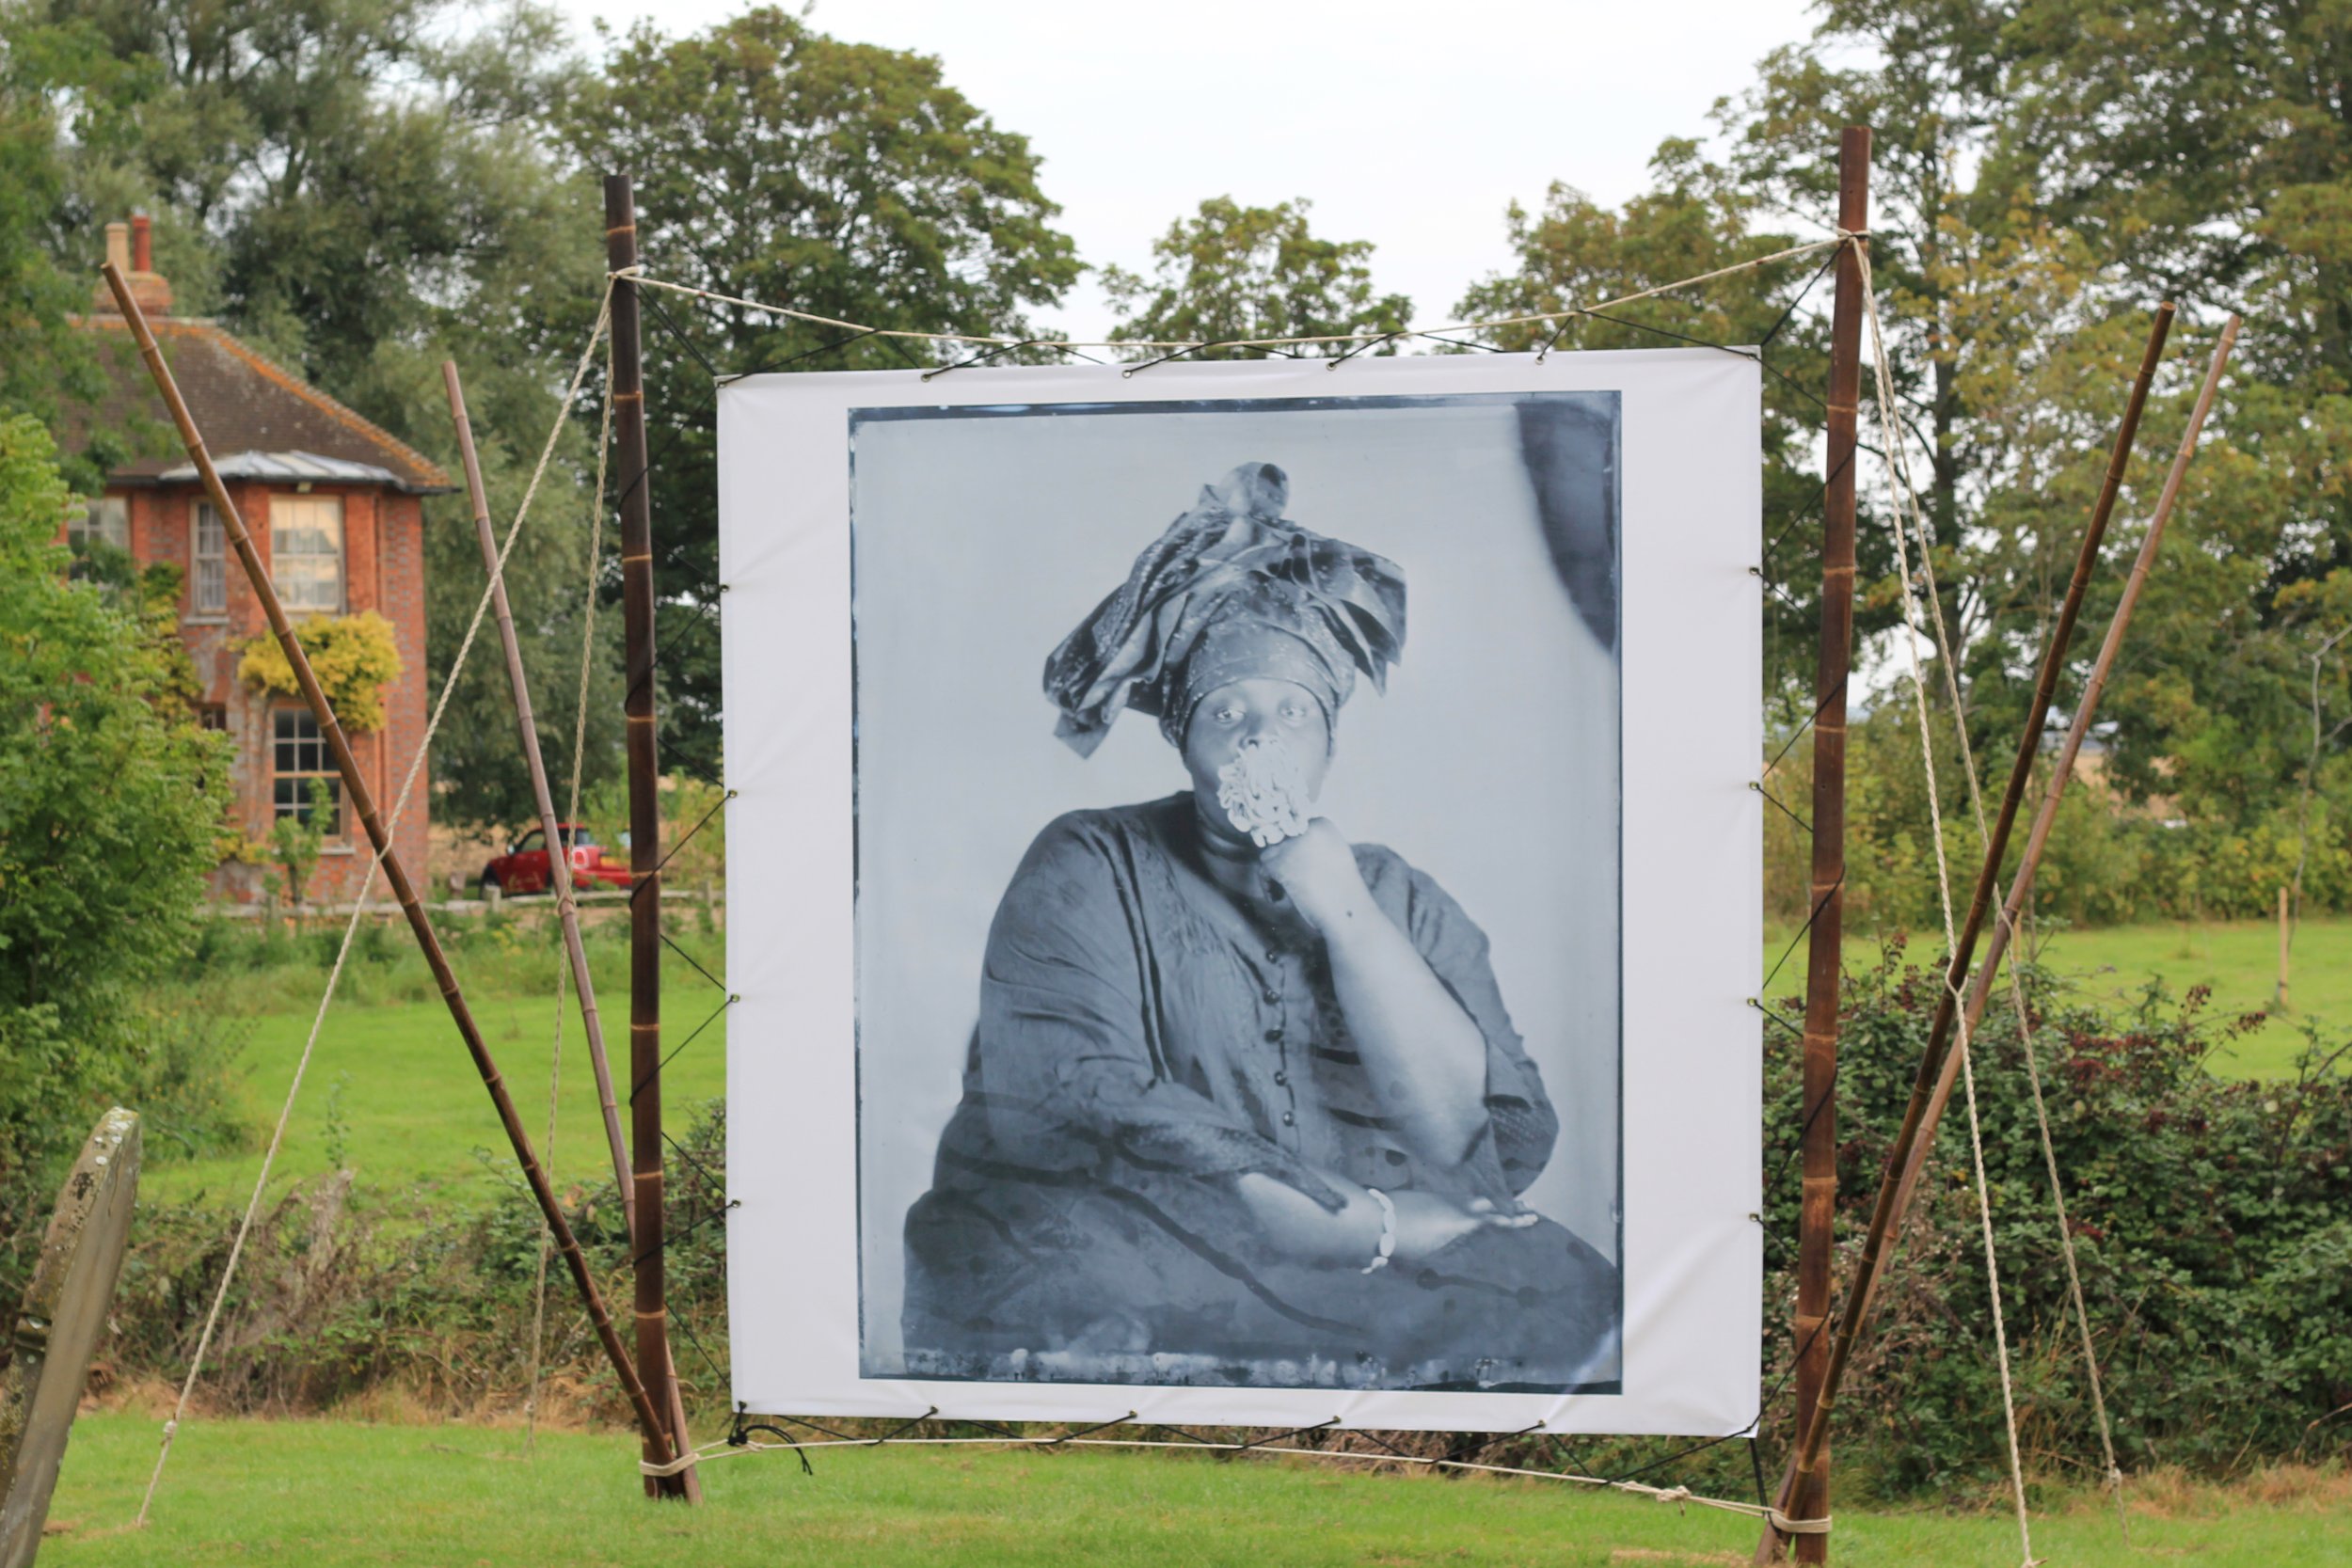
[721,351,1759,1434]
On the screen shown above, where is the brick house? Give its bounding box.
[68,217,450,904]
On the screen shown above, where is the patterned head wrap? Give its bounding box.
[1043,462,1406,756]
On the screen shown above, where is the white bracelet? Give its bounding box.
[1361,1186,1397,1275]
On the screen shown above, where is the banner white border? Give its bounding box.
[720,350,1760,1434]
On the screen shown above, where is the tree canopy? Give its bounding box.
[1103,197,1410,358]
[4,0,2350,919]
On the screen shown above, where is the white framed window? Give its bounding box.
[70,497,129,551]
[272,706,342,833]
[192,502,228,617]
[270,494,343,612]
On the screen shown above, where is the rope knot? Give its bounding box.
[1767,1507,1832,1536]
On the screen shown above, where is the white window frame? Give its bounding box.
[271,705,343,838]
[191,501,229,620]
[269,494,345,613]
[70,496,129,552]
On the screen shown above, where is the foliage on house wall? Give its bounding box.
[237,610,403,733]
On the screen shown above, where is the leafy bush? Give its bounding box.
[0,416,229,1291]
[1749,941,2352,1494]
[235,610,404,733]
[108,1100,731,1422]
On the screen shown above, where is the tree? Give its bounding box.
[0,13,105,463]
[1452,141,1884,699]
[16,0,628,828]
[0,416,228,1193]
[1102,197,1410,358]
[1996,0,2352,863]
[562,6,1082,773]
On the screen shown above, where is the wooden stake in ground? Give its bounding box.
[603,173,697,1501]
[2278,883,2291,1012]
[0,1110,139,1568]
[1763,303,2196,1555]
[1772,123,1870,1568]
[100,260,677,1474]
[442,362,637,1240]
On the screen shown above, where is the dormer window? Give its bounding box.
[271,494,343,612]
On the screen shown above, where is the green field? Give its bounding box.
[37,1411,2347,1567]
[150,910,2350,1220]
[147,920,726,1212]
[1764,916,2352,1080]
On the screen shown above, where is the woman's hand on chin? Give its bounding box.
[1386,1190,1541,1267]
[1261,819,1369,931]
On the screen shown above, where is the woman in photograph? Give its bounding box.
[899,462,1617,1389]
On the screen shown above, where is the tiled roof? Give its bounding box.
[70,316,452,494]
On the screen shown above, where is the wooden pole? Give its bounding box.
[604,173,696,1501]
[441,361,637,1243]
[2277,883,2291,1013]
[1774,124,1869,1568]
[100,260,676,1471]
[1762,302,2184,1553]
[1886,317,2238,1228]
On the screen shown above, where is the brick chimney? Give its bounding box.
[92,214,174,316]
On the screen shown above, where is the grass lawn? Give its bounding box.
[38,1411,2349,1567]
[1764,916,2352,1080]
[149,908,2352,1219]
[147,921,726,1212]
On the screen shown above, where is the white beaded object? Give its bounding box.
[1361,1186,1398,1275]
[1217,736,1311,847]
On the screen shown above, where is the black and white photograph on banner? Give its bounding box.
[874,403,1622,1394]
[723,351,1761,1433]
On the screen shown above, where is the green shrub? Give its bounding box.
[0,416,230,1295]
[1751,943,2352,1493]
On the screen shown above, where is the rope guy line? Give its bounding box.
[632,991,735,1103]
[643,1433,1799,1523]
[135,282,620,1527]
[1856,247,2035,1567]
[660,929,728,995]
[524,328,620,1452]
[1861,272,2134,1539]
[1760,870,1845,998]
[1762,673,1848,781]
[1752,781,1812,836]
[633,1196,738,1268]
[612,234,1847,360]
[1758,252,1838,349]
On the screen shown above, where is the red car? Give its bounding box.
[479,822,630,898]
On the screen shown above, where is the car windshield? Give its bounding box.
[513,830,544,854]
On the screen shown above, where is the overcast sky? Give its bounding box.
[550,1,1824,343]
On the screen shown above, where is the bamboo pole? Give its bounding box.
[604,173,696,1502]
[1885,317,2237,1227]
[100,260,676,1470]
[1763,303,2181,1549]
[1774,124,1870,1568]
[442,362,638,1245]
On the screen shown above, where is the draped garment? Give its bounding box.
[898,795,1619,1391]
